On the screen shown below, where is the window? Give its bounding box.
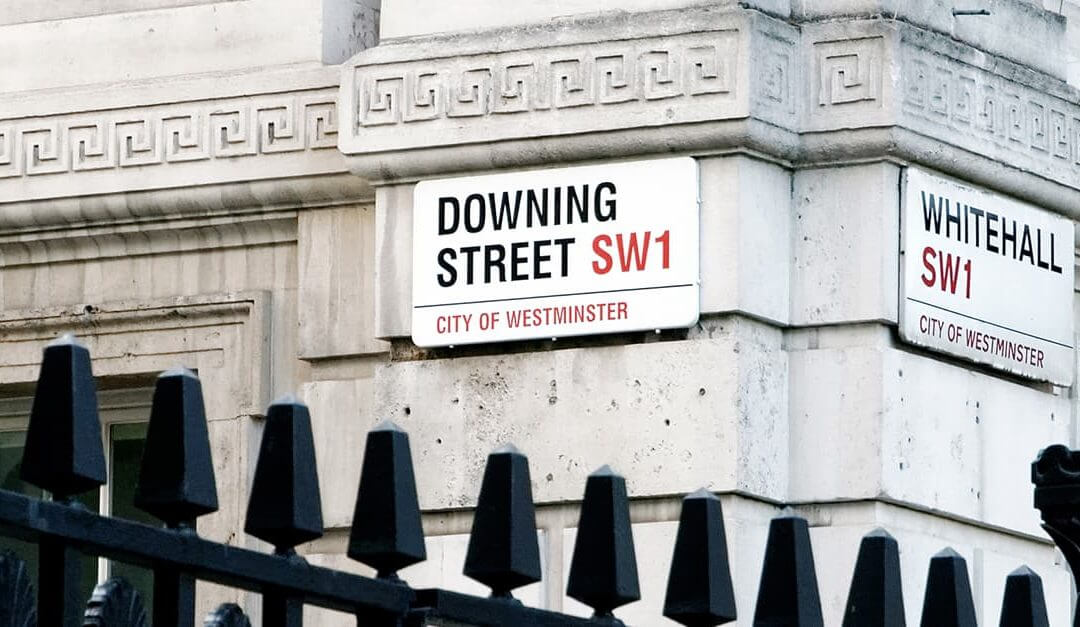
[0,388,155,606]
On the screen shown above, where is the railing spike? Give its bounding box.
[919,548,977,627]
[347,419,426,580]
[463,443,541,598]
[662,488,736,626]
[244,396,323,555]
[135,366,218,528]
[999,566,1050,627]
[20,333,106,501]
[566,464,640,620]
[841,528,905,627]
[752,516,823,627]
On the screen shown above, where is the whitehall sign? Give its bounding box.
[900,167,1074,384]
[412,158,700,347]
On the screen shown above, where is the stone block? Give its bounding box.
[792,0,1067,80]
[791,163,901,325]
[699,156,791,325]
[299,204,387,359]
[0,0,375,92]
[374,319,788,510]
[379,0,794,39]
[880,349,1069,536]
[300,377,377,529]
[375,184,414,339]
[789,331,1071,536]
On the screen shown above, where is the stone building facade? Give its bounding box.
[2,0,1080,624]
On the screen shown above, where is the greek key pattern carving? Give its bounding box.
[0,92,337,179]
[753,32,797,122]
[352,31,741,130]
[901,44,1080,179]
[814,37,884,111]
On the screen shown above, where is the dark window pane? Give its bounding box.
[0,432,40,586]
[0,431,98,604]
[109,422,154,609]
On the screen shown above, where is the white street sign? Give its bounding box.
[901,167,1074,384]
[412,158,700,347]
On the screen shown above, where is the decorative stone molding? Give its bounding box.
[0,93,336,178]
[899,33,1080,195]
[340,6,1080,216]
[809,36,887,126]
[0,214,296,268]
[0,292,271,416]
[0,67,370,228]
[340,9,800,173]
[351,30,743,149]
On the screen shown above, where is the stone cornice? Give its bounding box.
[0,66,372,230]
[339,6,1080,218]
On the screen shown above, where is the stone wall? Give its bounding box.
[1,0,1078,624]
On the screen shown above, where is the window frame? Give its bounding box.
[0,386,154,583]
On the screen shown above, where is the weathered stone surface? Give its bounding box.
[374,318,788,509]
[0,0,378,91]
[0,1,1077,624]
[700,156,791,325]
[299,204,387,359]
[791,163,900,326]
[788,328,1071,536]
[301,377,377,528]
[342,4,1080,217]
[0,66,372,220]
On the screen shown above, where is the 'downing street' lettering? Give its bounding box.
[435,182,616,287]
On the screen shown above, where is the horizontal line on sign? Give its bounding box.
[414,283,696,309]
[906,297,1073,349]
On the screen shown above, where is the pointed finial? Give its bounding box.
[591,464,616,476]
[998,566,1049,627]
[464,444,541,598]
[841,528,905,627]
[566,466,640,617]
[685,488,719,501]
[21,334,106,500]
[48,332,81,347]
[491,443,521,455]
[244,398,323,554]
[159,365,197,378]
[135,367,218,528]
[663,488,736,625]
[919,548,976,627]
[371,419,405,433]
[752,516,823,627]
[348,421,425,580]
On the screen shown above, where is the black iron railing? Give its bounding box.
[0,334,1077,626]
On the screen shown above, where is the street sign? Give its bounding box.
[900,167,1074,384]
[412,158,700,347]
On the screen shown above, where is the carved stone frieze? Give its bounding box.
[809,36,887,125]
[899,39,1080,192]
[339,7,1080,214]
[751,30,797,126]
[345,30,748,153]
[0,92,337,179]
[0,64,371,223]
